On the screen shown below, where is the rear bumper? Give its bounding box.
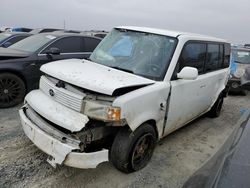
[19,107,109,169]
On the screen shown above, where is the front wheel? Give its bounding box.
[0,73,26,108]
[110,123,157,173]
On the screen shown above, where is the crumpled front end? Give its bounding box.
[19,104,109,168]
[19,82,111,168]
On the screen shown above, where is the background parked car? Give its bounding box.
[228,45,250,94]
[0,32,102,108]
[0,32,32,47]
[6,27,32,32]
[29,28,63,34]
[81,30,109,38]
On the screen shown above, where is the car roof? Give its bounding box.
[232,46,250,51]
[37,32,103,39]
[115,26,227,42]
[1,32,32,36]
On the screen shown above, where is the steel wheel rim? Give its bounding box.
[0,77,22,104]
[131,133,154,169]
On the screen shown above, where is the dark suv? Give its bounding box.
[0,32,102,107]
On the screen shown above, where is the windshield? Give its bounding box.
[232,49,250,64]
[90,28,177,80]
[8,34,56,53]
[0,33,12,42]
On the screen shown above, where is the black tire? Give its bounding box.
[0,73,26,108]
[110,123,157,173]
[208,96,224,118]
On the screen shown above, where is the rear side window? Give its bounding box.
[44,36,84,53]
[84,37,101,52]
[179,43,206,74]
[205,44,223,72]
[223,43,230,68]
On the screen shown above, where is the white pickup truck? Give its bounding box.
[19,26,230,173]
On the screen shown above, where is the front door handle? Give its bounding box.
[200,85,206,88]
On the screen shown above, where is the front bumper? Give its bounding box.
[19,107,109,169]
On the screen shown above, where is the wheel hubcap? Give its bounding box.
[232,82,239,89]
[3,89,9,94]
[0,78,21,104]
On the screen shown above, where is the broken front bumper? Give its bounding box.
[19,106,109,169]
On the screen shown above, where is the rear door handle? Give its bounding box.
[200,85,206,88]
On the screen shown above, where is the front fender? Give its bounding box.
[113,82,170,137]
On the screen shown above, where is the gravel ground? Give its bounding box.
[0,93,250,188]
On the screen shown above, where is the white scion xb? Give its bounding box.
[19,26,230,173]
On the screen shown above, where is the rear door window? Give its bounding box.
[84,37,101,52]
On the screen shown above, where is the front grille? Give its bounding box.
[40,76,85,112]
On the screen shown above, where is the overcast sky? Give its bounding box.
[1,0,249,43]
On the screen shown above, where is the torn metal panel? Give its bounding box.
[64,150,109,169]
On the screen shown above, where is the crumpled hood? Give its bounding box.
[41,59,155,96]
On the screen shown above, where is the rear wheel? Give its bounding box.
[208,96,224,118]
[110,123,157,173]
[0,73,25,108]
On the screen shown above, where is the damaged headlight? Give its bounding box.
[82,100,121,121]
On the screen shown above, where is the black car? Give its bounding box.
[0,32,32,48]
[0,33,102,108]
[183,111,250,188]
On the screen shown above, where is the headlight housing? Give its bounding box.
[82,100,121,121]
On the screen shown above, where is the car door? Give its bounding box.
[163,42,211,135]
[34,36,86,85]
[203,43,227,105]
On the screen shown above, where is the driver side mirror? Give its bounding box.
[177,67,198,80]
[46,47,60,55]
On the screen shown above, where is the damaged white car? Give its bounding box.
[19,26,230,173]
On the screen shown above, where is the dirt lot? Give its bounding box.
[1,94,250,188]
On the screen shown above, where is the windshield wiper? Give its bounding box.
[110,66,134,74]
